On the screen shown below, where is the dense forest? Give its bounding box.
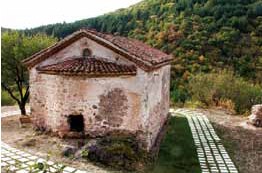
[2,0,262,113]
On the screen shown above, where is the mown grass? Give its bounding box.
[150,115,201,173]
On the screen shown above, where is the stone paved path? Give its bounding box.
[1,142,87,173]
[172,108,238,173]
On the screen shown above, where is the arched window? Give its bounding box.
[83,48,91,57]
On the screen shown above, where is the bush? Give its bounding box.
[188,71,262,114]
[1,90,16,106]
[217,99,235,112]
[184,100,206,109]
[87,135,150,171]
[170,88,189,103]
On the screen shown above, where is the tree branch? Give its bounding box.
[2,83,21,104]
[22,86,30,103]
[15,65,24,100]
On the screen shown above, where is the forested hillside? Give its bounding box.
[18,0,262,107]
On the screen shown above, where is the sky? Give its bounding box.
[0,0,142,29]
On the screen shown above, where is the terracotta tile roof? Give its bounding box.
[85,29,173,65]
[36,56,137,76]
[22,29,173,71]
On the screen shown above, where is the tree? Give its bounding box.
[1,31,57,115]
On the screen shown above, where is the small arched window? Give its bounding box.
[83,48,91,57]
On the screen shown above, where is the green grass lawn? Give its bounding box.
[150,115,201,173]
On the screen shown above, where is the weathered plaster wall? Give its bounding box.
[39,37,133,67]
[29,37,170,150]
[30,69,147,136]
[144,65,171,149]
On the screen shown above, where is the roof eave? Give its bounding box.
[37,70,137,77]
[22,31,84,68]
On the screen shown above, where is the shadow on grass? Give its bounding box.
[150,116,201,173]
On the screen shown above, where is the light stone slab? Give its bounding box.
[174,109,239,173]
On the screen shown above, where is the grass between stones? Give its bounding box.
[150,115,201,173]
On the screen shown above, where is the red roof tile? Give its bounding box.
[36,56,137,76]
[22,29,173,71]
[85,29,173,65]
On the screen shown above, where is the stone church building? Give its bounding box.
[22,29,173,150]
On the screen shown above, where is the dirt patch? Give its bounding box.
[1,105,30,114]
[196,108,262,173]
[1,115,114,173]
[1,106,19,113]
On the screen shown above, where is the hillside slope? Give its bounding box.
[22,0,262,102]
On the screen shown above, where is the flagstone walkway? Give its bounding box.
[172,108,238,173]
[1,142,86,173]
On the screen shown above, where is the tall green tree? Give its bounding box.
[1,31,57,115]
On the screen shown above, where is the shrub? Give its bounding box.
[170,80,191,106]
[170,88,189,103]
[217,99,235,112]
[188,73,216,106]
[87,135,150,171]
[184,100,206,109]
[188,71,262,114]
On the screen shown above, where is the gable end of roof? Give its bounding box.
[22,29,173,71]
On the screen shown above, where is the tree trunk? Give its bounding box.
[19,103,26,115]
